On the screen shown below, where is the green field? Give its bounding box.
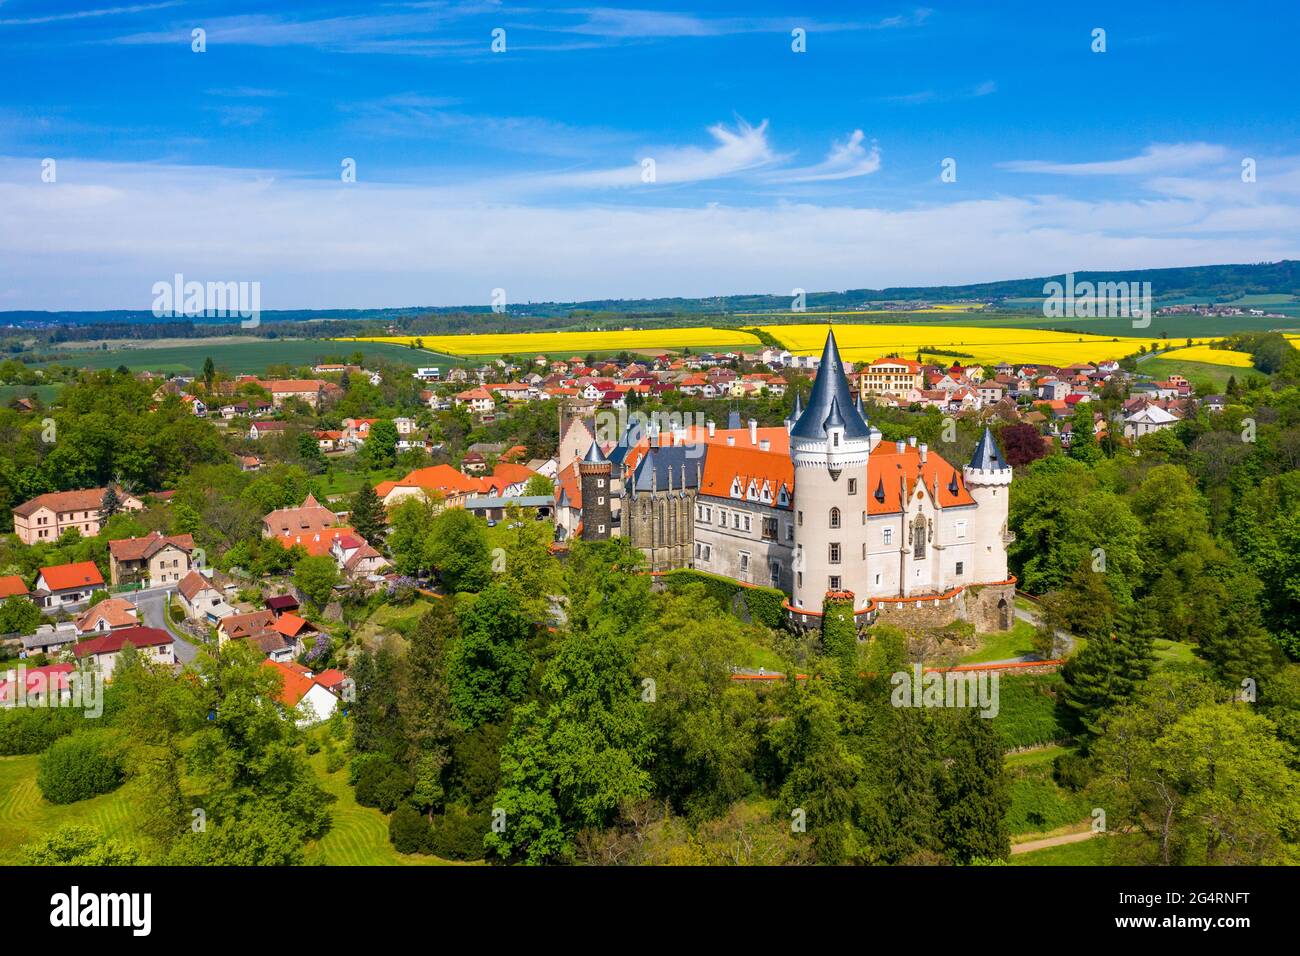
[0,754,144,864]
[1140,357,1244,390]
[305,750,453,866]
[0,384,64,404]
[960,618,1039,664]
[1011,834,1107,865]
[32,339,456,375]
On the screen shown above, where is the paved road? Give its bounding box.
[84,586,205,664]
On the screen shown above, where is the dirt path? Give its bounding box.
[1010,829,1099,855]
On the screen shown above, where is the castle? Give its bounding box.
[554,329,1016,631]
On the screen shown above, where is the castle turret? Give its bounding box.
[578,440,613,541]
[789,328,873,615]
[962,426,1012,582]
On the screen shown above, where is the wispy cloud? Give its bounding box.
[546,6,933,39]
[881,80,997,105]
[524,119,780,188]
[0,1,179,27]
[768,130,881,183]
[999,142,1229,176]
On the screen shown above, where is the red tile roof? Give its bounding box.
[867,442,974,515]
[74,625,172,657]
[13,488,113,518]
[38,561,104,592]
[0,575,28,598]
[108,531,194,562]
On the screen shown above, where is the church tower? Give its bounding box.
[790,329,874,615]
[578,440,613,541]
[963,426,1013,582]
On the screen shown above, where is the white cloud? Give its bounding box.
[999,142,1229,176]
[524,119,779,188]
[769,130,880,183]
[2,152,1297,311]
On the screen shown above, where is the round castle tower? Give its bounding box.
[578,439,613,541]
[962,426,1012,583]
[789,328,874,615]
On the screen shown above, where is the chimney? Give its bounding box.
[706,420,716,437]
[760,439,770,451]
[896,439,905,454]
[919,443,928,463]
[909,436,917,447]
[727,435,735,446]
[749,419,758,445]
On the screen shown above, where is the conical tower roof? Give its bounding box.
[969,426,1008,471]
[582,440,609,466]
[790,328,871,440]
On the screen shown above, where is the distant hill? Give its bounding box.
[3,260,1297,328]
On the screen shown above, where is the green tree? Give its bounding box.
[22,824,142,866]
[428,508,491,594]
[939,710,1010,863]
[349,482,388,547]
[293,554,339,610]
[448,586,533,728]
[361,419,399,469]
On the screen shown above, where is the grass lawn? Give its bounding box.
[353,598,438,649]
[960,618,1039,664]
[0,755,145,864]
[1010,834,1107,866]
[1006,757,1092,837]
[314,466,404,498]
[1005,743,1068,768]
[1152,639,1198,667]
[305,751,454,866]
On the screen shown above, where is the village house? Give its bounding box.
[33,561,104,609]
[262,494,343,538]
[74,626,175,680]
[263,660,344,726]
[217,609,295,662]
[330,534,390,577]
[248,421,290,440]
[107,531,198,587]
[11,487,144,545]
[177,570,230,622]
[73,598,140,636]
[260,379,326,409]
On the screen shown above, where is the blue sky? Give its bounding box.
[2,0,1299,311]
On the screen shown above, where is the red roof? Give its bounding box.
[273,612,311,638]
[263,659,315,707]
[277,527,354,557]
[39,561,104,592]
[867,442,974,515]
[0,575,28,598]
[699,444,794,506]
[74,625,172,657]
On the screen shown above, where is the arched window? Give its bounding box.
[912,514,927,560]
[829,507,841,529]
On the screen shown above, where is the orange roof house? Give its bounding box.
[35,561,104,598]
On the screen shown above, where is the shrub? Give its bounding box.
[0,707,83,756]
[324,748,345,774]
[1052,750,1093,791]
[389,804,433,854]
[661,569,787,629]
[352,753,413,813]
[36,730,125,804]
[428,805,490,860]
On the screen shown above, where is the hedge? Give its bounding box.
[36,729,125,804]
[659,569,787,629]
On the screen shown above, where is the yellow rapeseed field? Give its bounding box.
[760,323,1219,367]
[1156,345,1256,367]
[340,328,761,356]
